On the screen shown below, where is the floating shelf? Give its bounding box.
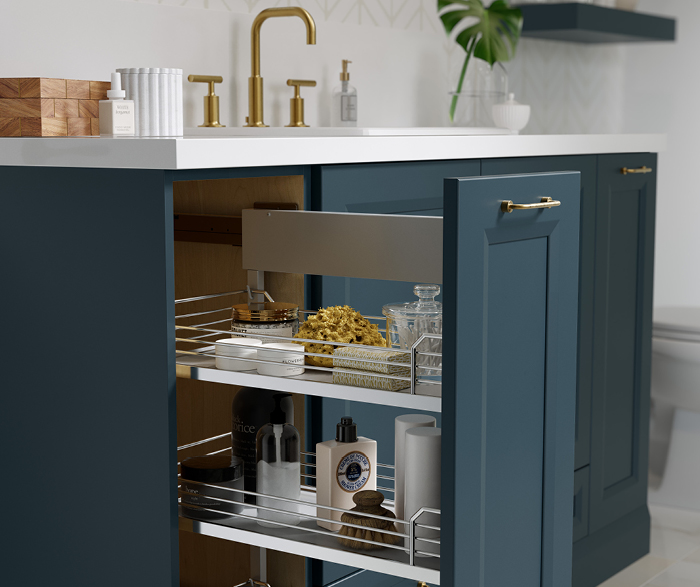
[519,3,676,44]
[176,354,442,412]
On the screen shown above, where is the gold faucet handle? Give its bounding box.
[187,75,225,127]
[286,79,316,127]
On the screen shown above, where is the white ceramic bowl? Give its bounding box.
[492,94,531,133]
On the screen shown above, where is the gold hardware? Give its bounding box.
[245,7,317,128]
[340,59,352,81]
[285,79,316,127]
[187,75,225,128]
[176,364,192,379]
[501,196,561,213]
[621,166,653,175]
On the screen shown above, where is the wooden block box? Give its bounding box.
[0,78,108,137]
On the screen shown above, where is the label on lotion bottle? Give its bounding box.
[336,451,371,492]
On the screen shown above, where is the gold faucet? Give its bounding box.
[245,7,316,127]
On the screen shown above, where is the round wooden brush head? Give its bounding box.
[338,490,401,550]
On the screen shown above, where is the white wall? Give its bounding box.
[0,0,626,132]
[2,0,690,308]
[622,0,699,309]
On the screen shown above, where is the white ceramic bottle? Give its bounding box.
[331,59,357,127]
[316,417,376,531]
[99,72,134,136]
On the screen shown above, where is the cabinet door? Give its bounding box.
[311,160,478,587]
[443,172,580,587]
[588,154,656,533]
[482,156,596,470]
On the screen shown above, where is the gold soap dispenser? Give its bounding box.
[188,75,225,127]
[331,59,357,127]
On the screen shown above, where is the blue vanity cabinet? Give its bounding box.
[572,154,656,587]
[483,154,658,587]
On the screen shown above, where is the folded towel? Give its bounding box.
[333,346,410,376]
[333,368,410,392]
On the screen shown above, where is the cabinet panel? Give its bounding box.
[0,167,178,586]
[481,156,596,470]
[588,154,656,534]
[442,172,580,587]
[573,467,590,543]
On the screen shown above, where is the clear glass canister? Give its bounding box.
[382,284,442,380]
[231,302,299,344]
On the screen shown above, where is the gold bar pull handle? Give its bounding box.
[501,196,561,214]
[621,166,653,175]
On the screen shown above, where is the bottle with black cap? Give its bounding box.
[316,416,377,531]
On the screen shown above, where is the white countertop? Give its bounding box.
[0,133,666,170]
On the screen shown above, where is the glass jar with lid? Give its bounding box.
[231,302,299,344]
[382,284,442,380]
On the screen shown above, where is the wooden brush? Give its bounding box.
[338,490,401,550]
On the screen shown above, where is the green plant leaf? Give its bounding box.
[438,0,522,66]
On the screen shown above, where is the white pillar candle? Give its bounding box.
[404,427,441,557]
[158,68,169,137]
[168,68,177,136]
[138,68,149,137]
[148,68,159,137]
[127,68,139,136]
[394,414,436,520]
[175,68,183,136]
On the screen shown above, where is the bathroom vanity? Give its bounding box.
[0,133,663,587]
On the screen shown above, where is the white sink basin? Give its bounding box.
[184,126,513,137]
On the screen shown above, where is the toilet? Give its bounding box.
[649,307,700,511]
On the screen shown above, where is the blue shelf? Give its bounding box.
[519,3,675,44]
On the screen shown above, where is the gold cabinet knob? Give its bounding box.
[285,79,316,127]
[187,74,225,128]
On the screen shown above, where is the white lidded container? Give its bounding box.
[257,342,305,377]
[382,284,443,381]
[214,338,263,371]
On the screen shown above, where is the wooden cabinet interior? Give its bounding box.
[173,175,306,587]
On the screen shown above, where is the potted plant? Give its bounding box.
[438,0,523,124]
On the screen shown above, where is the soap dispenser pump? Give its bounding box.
[331,59,357,127]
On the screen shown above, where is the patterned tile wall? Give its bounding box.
[121,0,626,134]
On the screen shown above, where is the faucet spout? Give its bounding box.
[246,7,317,127]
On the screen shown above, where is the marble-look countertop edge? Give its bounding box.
[0,134,667,170]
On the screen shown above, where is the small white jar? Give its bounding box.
[215,338,263,371]
[257,343,305,377]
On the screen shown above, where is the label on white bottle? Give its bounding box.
[336,451,371,492]
[341,95,357,122]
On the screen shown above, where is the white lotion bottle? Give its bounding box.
[99,72,135,136]
[256,393,300,527]
[331,59,357,127]
[316,417,376,531]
